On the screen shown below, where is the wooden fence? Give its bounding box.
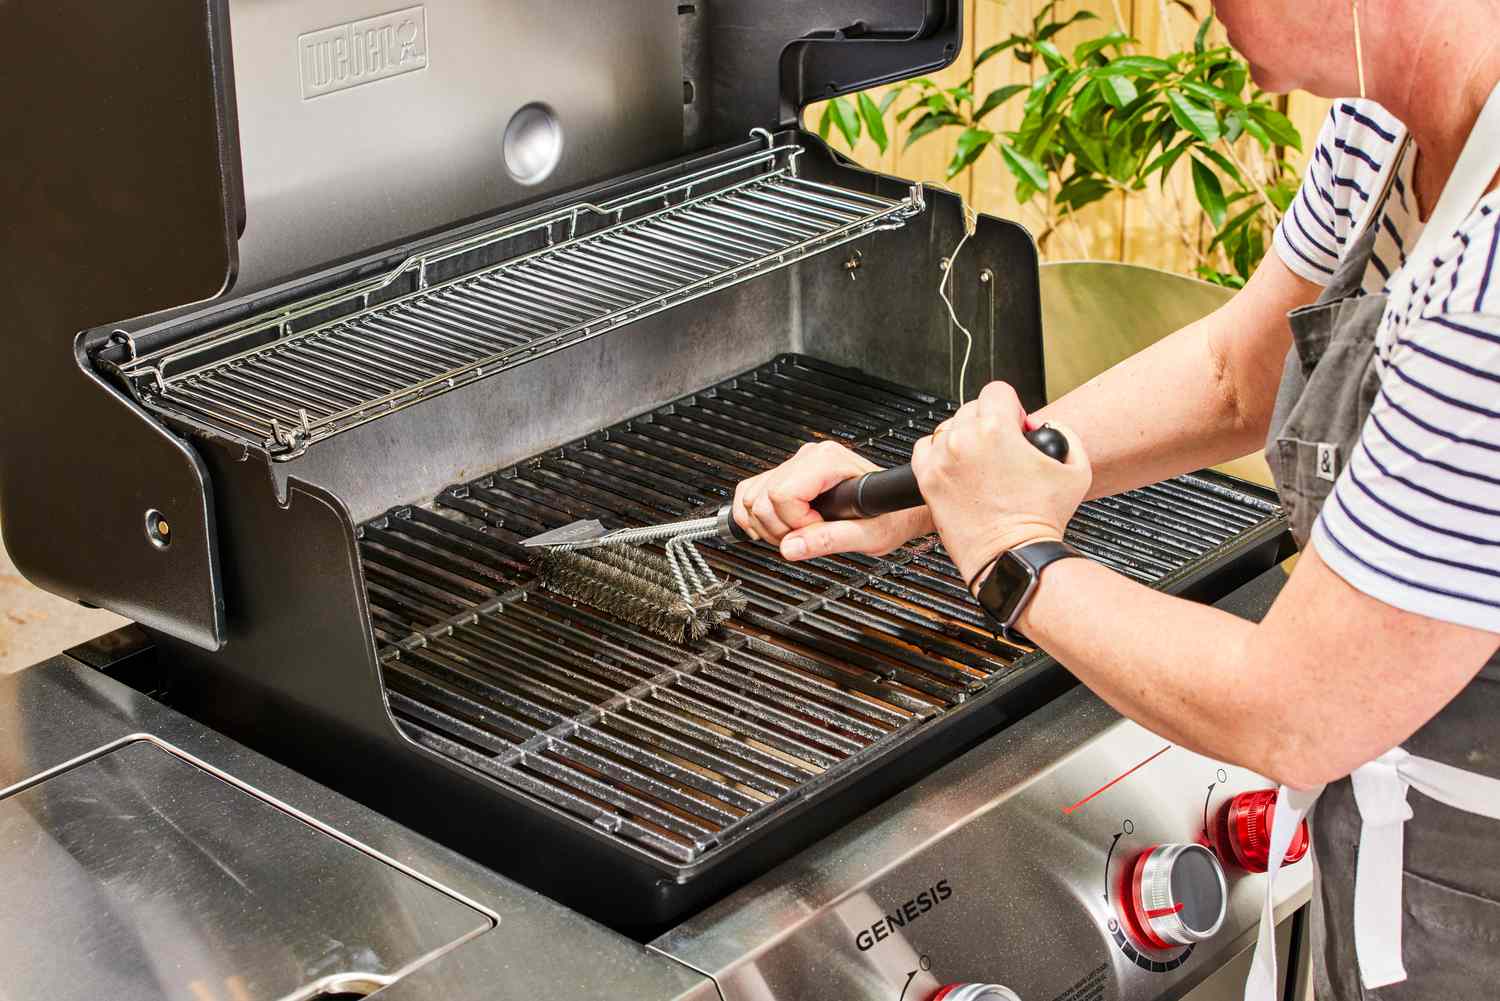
[805,0,1330,275]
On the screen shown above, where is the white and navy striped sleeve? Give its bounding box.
[1273,101,1404,284]
[1311,206,1500,634]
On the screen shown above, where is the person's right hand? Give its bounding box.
[732,440,934,561]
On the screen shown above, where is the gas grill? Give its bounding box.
[2,2,1308,998]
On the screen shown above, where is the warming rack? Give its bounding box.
[111,133,925,458]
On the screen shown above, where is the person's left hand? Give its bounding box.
[911,381,1092,593]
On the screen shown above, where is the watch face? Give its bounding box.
[990,551,1037,595]
[979,550,1039,626]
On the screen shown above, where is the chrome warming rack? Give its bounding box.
[112,133,925,458]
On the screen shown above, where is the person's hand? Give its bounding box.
[910,382,1092,593]
[733,440,935,560]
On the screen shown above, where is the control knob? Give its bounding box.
[1121,843,1227,950]
[1210,789,1310,873]
[930,986,1022,1001]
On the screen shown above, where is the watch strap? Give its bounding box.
[976,539,1080,641]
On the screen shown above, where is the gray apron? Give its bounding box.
[1260,140,1500,999]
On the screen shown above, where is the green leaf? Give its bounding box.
[1060,117,1108,174]
[1196,265,1247,289]
[1194,14,1214,54]
[1099,74,1138,108]
[1074,31,1133,64]
[926,93,954,113]
[1035,39,1066,70]
[1180,80,1243,108]
[1190,156,1228,227]
[1024,112,1065,161]
[1210,61,1248,96]
[1248,105,1302,150]
[1023,69,1063,116]
[1094,55,1173,77]
[1241,114,1272,149]
[1197,146,1242,183]
[1208,203,1263,251]
[878,89,902,114]
[1224,109,1245,142]
[975,84,1029,122]
[1000,143,1050,192]
[1032,1,1060,32]
[1167,89,1221,142]
[947,127,996,178]
[1071,78,1105,121]
[1058,175,1113,211]
[830,97,861,148]
[904,110,962,149]
[974,35,1027,69]
[894,99,924,124]
[858,92,889,154]
[1267,176,1298,212]
[1042,69,1084,118]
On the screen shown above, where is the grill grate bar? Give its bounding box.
[358,355,1283,864]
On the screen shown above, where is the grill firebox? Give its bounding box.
[358,354,1284,882]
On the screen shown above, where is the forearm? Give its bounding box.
[1013,546,1499,788]
[1034,255,1314,499]
[1034,314,1266,498]
[1015,557,1280,772]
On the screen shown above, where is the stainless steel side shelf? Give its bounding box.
[113,133,925,458]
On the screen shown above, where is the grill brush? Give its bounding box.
[523,426,1069,641]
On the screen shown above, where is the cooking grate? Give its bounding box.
[358,355,1282,866]
[114,137,923,457]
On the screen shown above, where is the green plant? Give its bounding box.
[815,4,1303,287]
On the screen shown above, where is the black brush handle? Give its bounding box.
[810,425,1069,521]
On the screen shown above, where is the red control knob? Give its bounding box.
[930,986,1022,1001]
[1119,843,1228,951]
[1210,789,1310,874]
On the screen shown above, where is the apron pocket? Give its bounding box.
[1376,869,1500,997]
[1276,437,1344,545]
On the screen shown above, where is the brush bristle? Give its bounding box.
[531,545,743,643]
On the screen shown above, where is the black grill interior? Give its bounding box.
[357,354,1281,867]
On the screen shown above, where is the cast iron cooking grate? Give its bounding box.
[357,355,1282,865]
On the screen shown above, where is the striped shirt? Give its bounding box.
[1273,99,1500,634]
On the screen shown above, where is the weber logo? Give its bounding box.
[299,6,428,99]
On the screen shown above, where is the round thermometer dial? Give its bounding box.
[1122,843,1228,950]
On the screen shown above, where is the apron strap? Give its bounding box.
[1351,748,1500,989]
[1244,753,1500,1000]
[1244,785,1324,1001]
[1395,80,1500,290]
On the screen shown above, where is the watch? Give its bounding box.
[972,540,1080,643]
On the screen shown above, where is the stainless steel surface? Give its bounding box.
[360,355,1284,875]
[226,0,685,292]
[1,739,489,1001]
[120,139,923,458]
[0,657,717,1001]
[653,684,1312,1001]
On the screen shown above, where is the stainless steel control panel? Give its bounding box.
[656,686,1312,1001]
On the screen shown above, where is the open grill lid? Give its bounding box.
[0,1,962,653]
